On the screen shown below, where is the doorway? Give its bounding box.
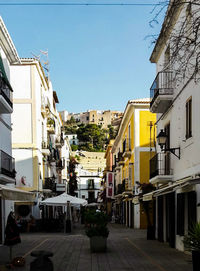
[166,192,175,248]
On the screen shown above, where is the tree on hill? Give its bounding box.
[76,124,107,152]
[107,125,117,140]
[64,116,78,135]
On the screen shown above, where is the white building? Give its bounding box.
[0,17,34,243]
[149,1,200,251]
[67,134,79,146]
[59,110,68,123]
[11,58,66,218]
[75,165,102,203]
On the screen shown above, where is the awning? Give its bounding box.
[153,178,199,197]
[15,201,34,205]
[143,192,154,201]
[0,185,35,201]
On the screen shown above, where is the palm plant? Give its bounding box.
[184,222,200,251]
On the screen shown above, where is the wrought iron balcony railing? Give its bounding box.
[150,152,173,179]
[150,71,174,108]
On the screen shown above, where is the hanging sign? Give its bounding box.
[106,172,114,198]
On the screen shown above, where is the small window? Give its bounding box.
[186,98,192,139]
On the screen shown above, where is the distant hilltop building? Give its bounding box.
[68,110,123,129]
[59,110,69,123]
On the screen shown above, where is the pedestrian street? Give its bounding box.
[0,223,192,271]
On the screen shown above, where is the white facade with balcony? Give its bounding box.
[75,165,102,203]
[0,17,35,244]
[149,1,200,251]
[11,58,66,218]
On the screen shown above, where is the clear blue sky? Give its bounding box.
[0,0,166,113]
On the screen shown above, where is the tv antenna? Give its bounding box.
[31,49,50,81]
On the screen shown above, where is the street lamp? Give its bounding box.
[157,129,180,159]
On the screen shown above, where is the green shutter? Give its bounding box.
[0,54,13,92]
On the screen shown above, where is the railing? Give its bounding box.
[118,152,124,162]
[41,140,49,149]
[123,140,126,153]
[116,180,126,195]
[150,71,173,107]
[150,152,173,179]
[44,177,56,192]
[123,139,131,154]
[0,150,15,178]
[0,77,13,108]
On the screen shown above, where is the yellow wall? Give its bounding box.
[139,151,156,184]
[139,111,156,147]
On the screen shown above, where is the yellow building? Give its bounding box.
[111,99,156,228]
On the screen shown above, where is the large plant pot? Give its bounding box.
[90,236,107,252]
[192,250,200,271]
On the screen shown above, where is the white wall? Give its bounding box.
[11,65,31,99]
[12,103,32,143]
[13,149,33,187]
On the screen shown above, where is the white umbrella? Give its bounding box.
[40,192,87,207]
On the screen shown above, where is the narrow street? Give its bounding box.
[0,224,192,271]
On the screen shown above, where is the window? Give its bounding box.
[88,179,94,190]
[128,125,131,150]
[186,98,192,139]
[164,123,170,175]
[128,164,133,190]
[86,116,89,121]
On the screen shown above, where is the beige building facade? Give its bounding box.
[68,110,123,129]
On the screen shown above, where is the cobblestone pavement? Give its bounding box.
[0,223,192,271]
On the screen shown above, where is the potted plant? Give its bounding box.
[85,209,109,252]
[183,222,200,271]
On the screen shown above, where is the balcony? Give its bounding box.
[116,183,125,195]
[0,77,13,114]
[55,135,64,147]
[150,71,173,113]
[118,152,125,166]
[0,150,16,183]
[43,177,56,192]
[149,152,173,185]
[47,148,60,163]
[47,118,55,134]
[41,141,50,155]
